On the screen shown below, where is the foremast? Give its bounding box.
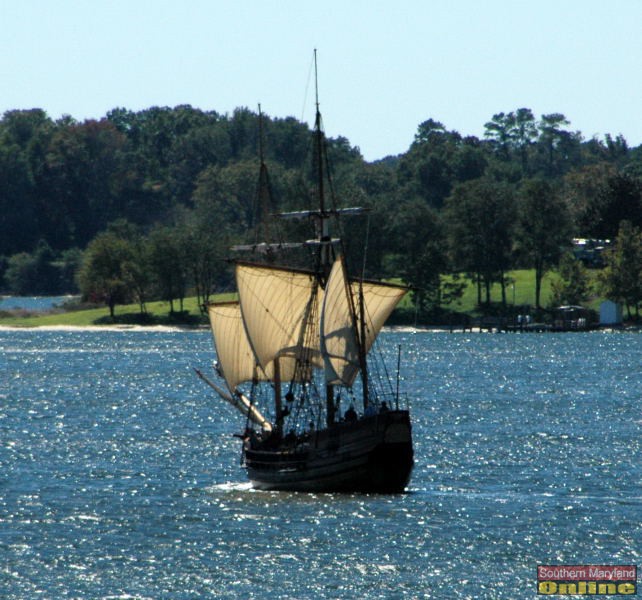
[313,50,332,280]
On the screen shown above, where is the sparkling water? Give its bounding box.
[1,329,640,598]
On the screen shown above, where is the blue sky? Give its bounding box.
[1,0,641,161]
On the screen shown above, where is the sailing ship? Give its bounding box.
[198,53,414,493]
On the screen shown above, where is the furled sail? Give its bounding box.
[321,257,407,386]
[236,262,324,380]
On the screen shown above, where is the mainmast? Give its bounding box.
[312,49,374,423]
[313,50,336,427]
[313,49,333,278]
[314,51,324,219]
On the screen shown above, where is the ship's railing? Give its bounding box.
[369,390,410,413]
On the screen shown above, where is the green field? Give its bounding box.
[0,269,604,328]
[442,269,558,312]
[0,295,234,328]
[395,268,604,321]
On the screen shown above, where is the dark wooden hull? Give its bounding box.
[244,410,414,493]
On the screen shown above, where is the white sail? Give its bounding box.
[320,258,360,385]
[357,278,407,352]
[321,257,407,386]
[236,262,324,379]
[207,301,260,391]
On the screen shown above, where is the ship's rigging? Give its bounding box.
[199,50,414,492]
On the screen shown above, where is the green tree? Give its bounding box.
[4,241,60,295]
[385,198,446,314]
[484,108,538,173]
[147,225,189,314]
[444,178,516,306]
[77,236,131,317]
[42,119,132,248]
[598,221,642,319]
[76,222,145,317]
[266,116,310,169]
[0,109,54,255]
[177,212,230,310]
[512,108,538,173]
[625,144,642,179]
[58,248,83,293]
[484,111,514,161]
[535,113,581,176]
[5,252,37,295]
[516,179,571,309]
[593,172,642,238]
[562,163,615,235]
[398,120,487,208]
[566,168,642,239]
[192,163,254,234]
[352,162,399,278]
[550,252,592,307]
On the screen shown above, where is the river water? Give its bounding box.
[0,296,76,312]
[1,329,640,598]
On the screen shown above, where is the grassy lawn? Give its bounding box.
[442,269,555,313]
[0,294,236,328]
[394,268,604,318]
[440,269,604,313]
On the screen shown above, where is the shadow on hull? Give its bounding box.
[244,410,414,493]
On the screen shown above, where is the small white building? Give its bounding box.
[599,300,623,325]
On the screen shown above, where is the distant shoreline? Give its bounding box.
[0,324,637,334]
[0,324,205,332]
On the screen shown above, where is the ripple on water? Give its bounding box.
[1,330,641,598]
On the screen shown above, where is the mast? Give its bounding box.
[311,50,336,425]
[255,104,272,245]
[313,49,333,278]
[314,52,325,219]
[258,103,265,166]
[313,49,337,427]
[358,281,369,409]
[314,52,370,414]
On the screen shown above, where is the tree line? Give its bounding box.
[0,105,641,319]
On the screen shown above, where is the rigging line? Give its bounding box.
[287,281,319,393]
[300,51,316,123]
[374,336,396,398]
